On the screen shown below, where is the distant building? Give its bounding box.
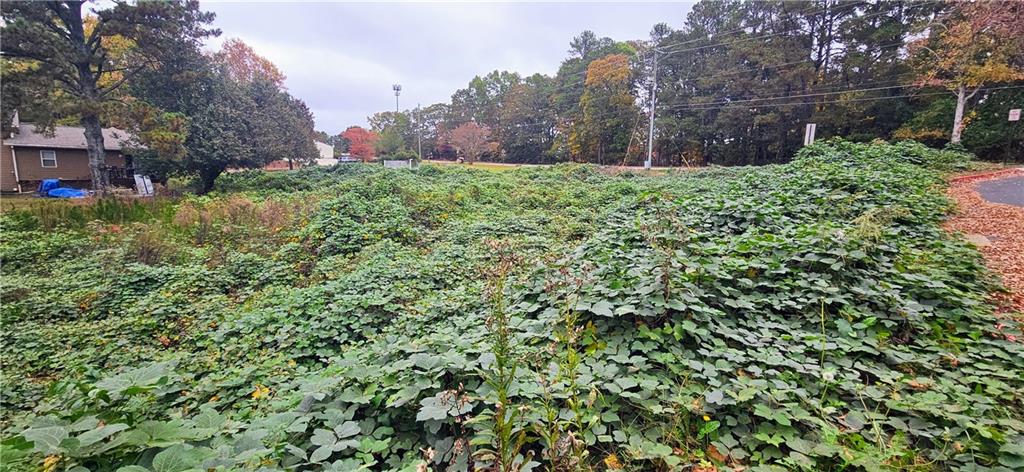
[1,115,134,192]
[314,141,337,166]
[262,141,337,171]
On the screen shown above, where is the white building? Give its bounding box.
[314,141,337,166]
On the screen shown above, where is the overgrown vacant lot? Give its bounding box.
[1,141,1022,472]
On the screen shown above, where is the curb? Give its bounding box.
[949,168,1024,185]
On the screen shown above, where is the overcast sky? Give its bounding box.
[202,2,694,133]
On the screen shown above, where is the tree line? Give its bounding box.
[345,0,1022,166]
[2,1,1019,194]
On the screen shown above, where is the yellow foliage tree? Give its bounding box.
[572,54,636,164]
[911,1,1024,143]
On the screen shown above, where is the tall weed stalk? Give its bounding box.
[472,239,533,472]
[536,268,593,471]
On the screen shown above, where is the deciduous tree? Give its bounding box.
[910,1,1024,143]
[368,110,415,151]
[449,122,493,164]
[128,42,314,192]
[496,74,556,163]
[215,38,286,87]
[249,79,317,170]
[374,127,406,158]
[342,126,379,162]
[449,71,521,129]
[574,53,638,164]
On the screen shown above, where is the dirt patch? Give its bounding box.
[945,168,1024,316]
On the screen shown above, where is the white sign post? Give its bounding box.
[804,123,817,146]
[1009,109,1021,122]
[134,174,154,196]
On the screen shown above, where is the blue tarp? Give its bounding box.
[47,187,88,198]
[38,179,61,195]
[37,179,89,198]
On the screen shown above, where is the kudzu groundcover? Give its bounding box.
[1,140,1021,471]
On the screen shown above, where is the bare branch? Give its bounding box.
[98,61,154,97]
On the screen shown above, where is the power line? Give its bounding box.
[451,4,872,107]
[664,85,1024,112]
[665,39,908,83]
[642,2,936,166]
[427,6,923,124]
[665,84,913,110]
[655,1,867,55]
[671,72,924,107]
[655,3,934,57]
[426,70,919,134]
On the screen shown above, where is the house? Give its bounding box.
[1,116,134,193]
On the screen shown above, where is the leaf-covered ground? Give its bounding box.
[945,169,1024,315]
[1,141,1022,472]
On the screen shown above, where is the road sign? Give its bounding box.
[1010,109,1021,122]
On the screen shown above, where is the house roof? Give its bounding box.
[4,123,131,151]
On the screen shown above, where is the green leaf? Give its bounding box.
[705,390,725,405]
[76,424,130,447]
[151,444,208,472]
[645,442,673,457]
[698,420,720,439]
[309,445,333,463]
[416,395,449,421]
[23,425,69,455]
[590,300,615,317]
[310,429,336,447]
[334,421,360,438]
[95,362,174,397]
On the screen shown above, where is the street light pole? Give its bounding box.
[392,84,402,112]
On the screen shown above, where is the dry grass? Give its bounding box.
[422,160,524,172]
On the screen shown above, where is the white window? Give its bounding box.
[40,150,57,168]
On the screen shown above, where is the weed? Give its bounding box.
[472,239,534,472]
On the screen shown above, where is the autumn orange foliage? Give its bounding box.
[448,122,494,164]
[341,126,379,162]
[215,38,287,87]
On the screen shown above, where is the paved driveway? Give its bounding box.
[977,175,1024,207]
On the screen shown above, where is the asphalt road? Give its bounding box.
[977,174,1024,207]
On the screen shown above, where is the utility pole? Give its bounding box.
[645,49,657,170]
[416,103,423,160]
[392,84,402,112]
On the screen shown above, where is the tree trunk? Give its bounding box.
[66,2,108,194]
[951,86,967,144]
[198,168,222,194]
[81,113,109,194]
